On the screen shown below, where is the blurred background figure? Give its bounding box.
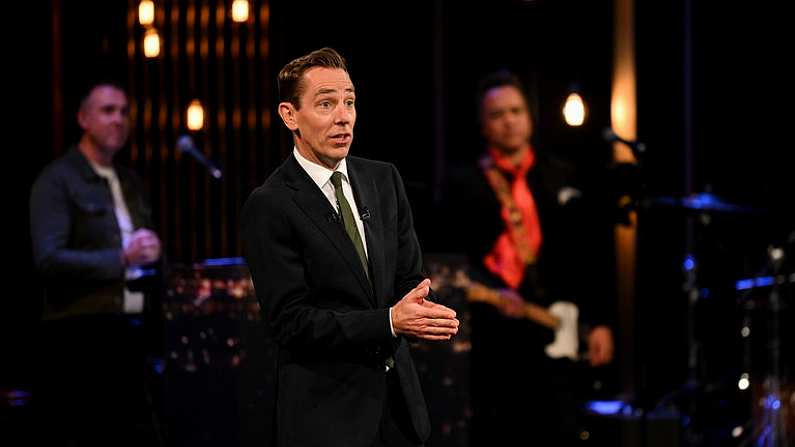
[29,81,164,446]
[442,70,614,446]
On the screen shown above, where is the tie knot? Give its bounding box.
[330,171,344,188]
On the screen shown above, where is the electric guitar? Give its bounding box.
[446,269,580,361]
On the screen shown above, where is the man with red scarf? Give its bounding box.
[443,70,614,446]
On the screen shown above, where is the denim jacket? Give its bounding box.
[30,147,155,319]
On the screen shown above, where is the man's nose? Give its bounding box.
[333,104,352,124]
[111,111,128,124]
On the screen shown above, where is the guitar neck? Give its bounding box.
[466,283,560,330]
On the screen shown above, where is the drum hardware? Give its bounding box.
[734,242,792,446]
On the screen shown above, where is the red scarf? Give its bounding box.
[482,146,543,289]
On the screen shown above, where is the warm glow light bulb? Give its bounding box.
[187,99,205,131]
[563,92,586,126]
[139,0,155,26]
[143,28,160,58]
[232,0,250,23]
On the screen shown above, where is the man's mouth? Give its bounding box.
[329,133,351,144]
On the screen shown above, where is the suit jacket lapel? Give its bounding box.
[347,159,386,308]
[282,156,374,302]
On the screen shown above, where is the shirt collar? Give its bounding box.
[293,147,349,189]
[87,159,117,179]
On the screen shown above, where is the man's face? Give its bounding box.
[78,85,130,155]
[280,67,356,169]
[480,85,532,154]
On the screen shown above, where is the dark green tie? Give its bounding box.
[332,173,392,371]
[331,172,369,280]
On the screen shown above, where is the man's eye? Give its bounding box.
[345,99,355,107]
[318,101,331,108]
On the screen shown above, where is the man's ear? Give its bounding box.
[77,110,88,131]
[278,102,298,131]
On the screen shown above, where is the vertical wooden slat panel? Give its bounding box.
[125,0,271,264]
[157,1,171,251]
[126,0,137,166]
[214,13,223,258]
[171,0,183,260]
[200,0,213,259]
[213,0,225,252]
[239,2,258,255]
[186,0,199,259]
[252,1,267,190]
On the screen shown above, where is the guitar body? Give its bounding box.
[543,301,579,361]
[443,269,582,361]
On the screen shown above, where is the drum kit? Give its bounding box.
[606,130,793,446]
[655,194,793,446]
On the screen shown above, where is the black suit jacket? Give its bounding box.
[241,154,431,447]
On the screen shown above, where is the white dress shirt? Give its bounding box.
[292,148,368,257]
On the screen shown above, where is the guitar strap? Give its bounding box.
[479,155,537,267]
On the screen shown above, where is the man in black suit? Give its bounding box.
[241,47,459,447]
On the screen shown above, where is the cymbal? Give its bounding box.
[649,192,757,214]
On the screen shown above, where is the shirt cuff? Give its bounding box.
[388,307,397,337]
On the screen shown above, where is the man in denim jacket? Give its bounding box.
[30,81,163,446]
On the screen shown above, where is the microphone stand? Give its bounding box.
[607,132,708,446]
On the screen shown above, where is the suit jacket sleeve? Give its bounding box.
[241,184,394,354]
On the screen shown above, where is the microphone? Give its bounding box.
[327,208,368,224]
[602,128,646,156]
[177,135,222,179]
[359,207,371,221]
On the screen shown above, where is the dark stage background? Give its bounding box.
[3,0,793,446]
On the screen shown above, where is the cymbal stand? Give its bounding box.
[749,246,788,447]
[683,250,700,387]
[680,224,705,446]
